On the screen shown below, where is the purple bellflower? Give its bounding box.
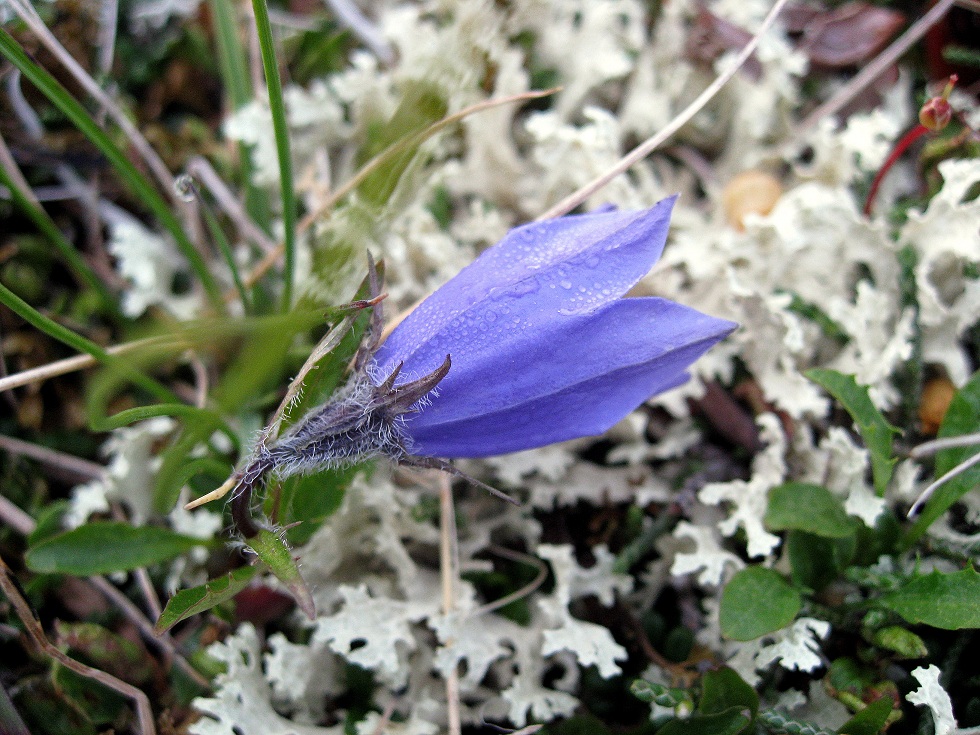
[230,195,735,529]
[372,195,736,458]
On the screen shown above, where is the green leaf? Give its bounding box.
[657,709,752,735]
[787,531,855,592]
[905,370,980,548]
[806,370,900,495]
[870,626,928,659]
[766,483,859,538]
[26,522,206,576]
[837,697,893,735]
[700,667,759,719]
[155,567,259,633]
[720,567,802,641]
[355,81,449,208]
[248,529,315,619]
[879,566,980,630]
[250,0,296,310]
[281,466,355,545]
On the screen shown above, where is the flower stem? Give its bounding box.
[863,124,928,216]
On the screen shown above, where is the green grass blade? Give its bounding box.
[190,180,252,312]
[0,281,174,403]
[251,0,297,311]
[0,164,120,318]
[210,0,272,232]
[0,26,224,311]
[211,0,253,109]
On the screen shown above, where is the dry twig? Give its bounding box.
[0,554,157,735]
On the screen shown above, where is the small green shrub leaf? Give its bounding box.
[720,567,802,641]
[806,370,900,495]
[837,697,894,735]
[879,566,980,630]
[657,709,752,735]
[248,529,315,619]
[787,531,856,592]
[26,522,205,575]
[700,667,759,719]
[766,483,858,538]
[155,566,259,633]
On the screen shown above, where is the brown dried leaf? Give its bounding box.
[686,8,762,79]
[800,1,905,68]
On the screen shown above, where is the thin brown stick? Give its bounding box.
[797,0,957,134]
[438,473,462,735]
[0,335,176,394]
[472,546,548,618]
[6,0,185,212]
[907,450,980,518]
[0,494,36,536]
[369,698,399,735]
[910,432,980,458]
[86,576,211,690]
[536,0,792,220]
[0,554,157,735]
[0,434,104,482]
[185,157,278,254]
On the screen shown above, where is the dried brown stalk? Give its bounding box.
[0,554,157,735]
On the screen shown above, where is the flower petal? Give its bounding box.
[376,196,678,375]
[401,297,736,457]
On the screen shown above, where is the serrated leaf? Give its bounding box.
[700,667,759,719]
[720,567,802,641]
[248,529,314,619]
[25,522,205,576]
[766,483,859,538]
[879,567,980,630]
[155,566,260,633]
[837,697,893,735]
[905,370,980,548]
[807,370,900,495]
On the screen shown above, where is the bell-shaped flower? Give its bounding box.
[372,195,736,458]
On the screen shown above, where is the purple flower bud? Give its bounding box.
[373,195,737,458]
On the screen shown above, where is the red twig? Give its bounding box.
[863,124,928,216]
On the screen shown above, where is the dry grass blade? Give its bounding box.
[439,472,462,735]
[5,0,185,212]
[240,88,558,291]
[536,0,792,220]
[0,434,104,482]
[0,335,182,394]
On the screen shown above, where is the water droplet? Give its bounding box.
[509,278,540,297]
[560,280,572,289]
